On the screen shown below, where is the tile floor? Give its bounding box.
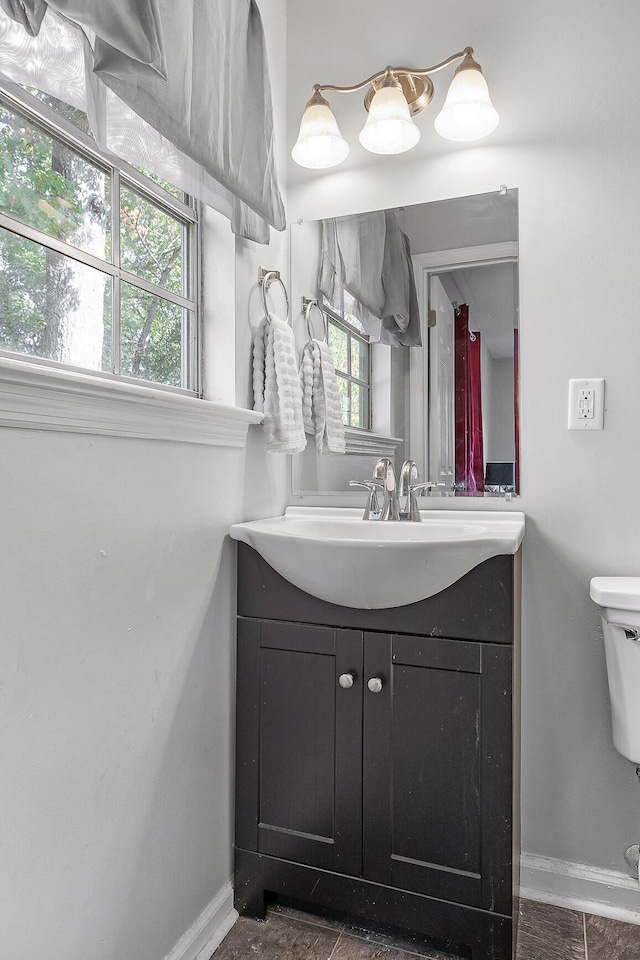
[212,900,640,960]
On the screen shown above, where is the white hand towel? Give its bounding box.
[253,315,307,454]
[300,339,346,455]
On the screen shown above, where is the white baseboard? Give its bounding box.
[164,881,238,960]
[521,853,640,925]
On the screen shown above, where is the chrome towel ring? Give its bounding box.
[259,267,290,323]
[303,296,326,342]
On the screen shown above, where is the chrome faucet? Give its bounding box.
[377,457,400,521]
[351,459,443,521]
[350,458,400,520]
[399,459,444,521]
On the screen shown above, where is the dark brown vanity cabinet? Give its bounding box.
[235,544,519,960]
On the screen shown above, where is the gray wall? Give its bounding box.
[1,433,239,958]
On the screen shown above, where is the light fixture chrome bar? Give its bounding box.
[312,48,472,97]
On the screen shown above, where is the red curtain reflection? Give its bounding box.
[455,304,484,492]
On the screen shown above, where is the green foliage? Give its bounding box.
[120,186,183,294]
[0,232,48,354]
[0,104,85,239]
[120,284,182,387]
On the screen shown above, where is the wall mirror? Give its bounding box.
[289,188,519,498]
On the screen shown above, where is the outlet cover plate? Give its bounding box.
[568,378,605,429]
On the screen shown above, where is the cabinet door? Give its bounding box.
[362,633,512,913]
[236,618,363,875]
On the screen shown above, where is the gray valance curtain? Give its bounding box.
[0,0,285,243]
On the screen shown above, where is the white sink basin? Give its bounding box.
[230,507,525,609]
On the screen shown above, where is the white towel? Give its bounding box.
[300,339,346,455]
[253,314,307,454]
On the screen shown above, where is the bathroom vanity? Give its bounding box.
[233,534,521,960]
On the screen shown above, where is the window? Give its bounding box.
[323,297,371,430]
[0,86,199,393]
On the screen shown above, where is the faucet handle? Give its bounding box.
[349,479,382,491]
[410,481,445,496]
[401,480,445,521]
[349,479,383,520]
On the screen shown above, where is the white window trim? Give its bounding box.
[0,356,262,446]
[343,427,402,457]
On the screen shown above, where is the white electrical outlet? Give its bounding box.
[568,378,605,429]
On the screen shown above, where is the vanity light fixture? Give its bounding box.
[291,47,499,169]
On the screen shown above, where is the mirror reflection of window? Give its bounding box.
[324,298,371,430]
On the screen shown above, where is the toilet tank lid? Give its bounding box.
[590,577,640,611]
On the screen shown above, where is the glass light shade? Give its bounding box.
[358,85,420,155]
[434,65,499,142]
[291,102,350,169]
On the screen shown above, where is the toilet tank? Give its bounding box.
[591,577,640,765]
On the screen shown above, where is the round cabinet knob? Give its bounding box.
[338,672,355,689]
[367,677,383,694]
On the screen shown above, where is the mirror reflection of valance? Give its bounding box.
[0,0,285,243]
[319,211,421,347]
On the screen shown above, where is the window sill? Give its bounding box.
[343,428,403,456]
[0,357,262,446]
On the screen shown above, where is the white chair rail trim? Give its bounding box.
[0,356,263,446]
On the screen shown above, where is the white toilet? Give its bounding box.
[590,577,640,765]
